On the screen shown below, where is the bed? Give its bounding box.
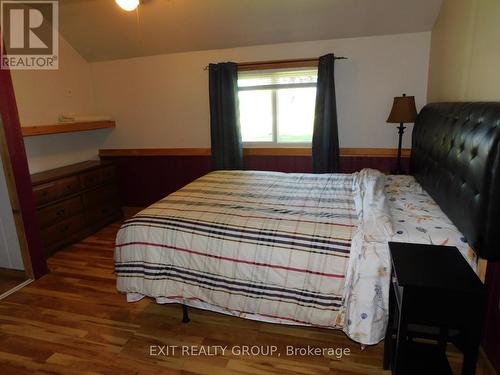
[115,102,500,346]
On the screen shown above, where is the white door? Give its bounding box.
[0,154,23,270]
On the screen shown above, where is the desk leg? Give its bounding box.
[393,295,408,375]
[438,325,448,354]
[461,298,485,375]
[461,327,480,375]
[383,282,396,370]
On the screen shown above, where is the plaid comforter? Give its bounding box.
[115,170,393,343]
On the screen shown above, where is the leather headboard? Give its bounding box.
[411,102,500,261]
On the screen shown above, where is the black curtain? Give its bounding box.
[209,62,243,170]
[312,54,340,173]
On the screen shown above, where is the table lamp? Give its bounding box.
[386,93,417,174]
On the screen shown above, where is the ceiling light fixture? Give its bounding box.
[115,0,140,12]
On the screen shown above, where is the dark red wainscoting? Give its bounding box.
[245,155,312,173]
[107,156,212,207]
[102,154,410,207]
[340,156,410,174]
[483,262,500,374]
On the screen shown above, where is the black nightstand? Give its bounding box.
[383,242,486,375]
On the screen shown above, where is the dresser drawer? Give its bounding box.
[33,176,80,205]
[33,182,59,205]
[83,184,118,207]
[37,196,84,228]
[41,214,86,248]
[80,168,103,189]
[31,161,120,257]
[56,176,81,198]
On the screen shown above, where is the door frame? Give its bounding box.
[0,65,47,279]
[0,118,34,278]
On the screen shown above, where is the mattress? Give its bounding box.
[384,175,477,269]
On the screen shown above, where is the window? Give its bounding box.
[237,68,317,145]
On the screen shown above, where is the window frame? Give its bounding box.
[237,63,318,148]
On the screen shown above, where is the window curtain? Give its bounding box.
[312,54,340,173]
[209,62,243,170]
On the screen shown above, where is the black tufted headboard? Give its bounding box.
[411,102,500,261]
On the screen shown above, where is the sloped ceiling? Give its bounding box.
[59,0,442,62]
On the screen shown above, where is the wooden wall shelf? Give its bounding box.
[21,121,116,137]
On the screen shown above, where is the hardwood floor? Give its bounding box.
[0,268,27,296]
[0,221,496,374]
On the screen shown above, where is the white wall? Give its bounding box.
[10,35,112,173]
[10,31,431,174]
[91,32,431,150]
[427,0,500,102]
[0,156,23,270]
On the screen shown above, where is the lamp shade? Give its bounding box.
[115,0,140,11]
[387,95,418,123]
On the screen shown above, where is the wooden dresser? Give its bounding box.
[31,160,122,257]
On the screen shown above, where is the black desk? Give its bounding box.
[383,242,486,375]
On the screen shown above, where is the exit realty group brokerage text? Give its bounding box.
[149,345,351,358]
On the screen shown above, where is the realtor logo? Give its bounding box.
[1,0,58,70]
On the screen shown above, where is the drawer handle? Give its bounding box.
[60,225,70,233]
[42,191,48,197]
[56,209,65,216]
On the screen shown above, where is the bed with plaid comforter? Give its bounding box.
[115,169,393,345]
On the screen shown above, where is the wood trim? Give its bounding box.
[238,58,319,71]
[341,148,412,158]
[244,148,311,156]
[99,147,411,158]
[21,121,116,137]
[99,148,211,157]
[0,279,33,301]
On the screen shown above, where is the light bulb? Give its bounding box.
[115,0,140,12]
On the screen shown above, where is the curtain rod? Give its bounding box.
[203,56,348,71]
